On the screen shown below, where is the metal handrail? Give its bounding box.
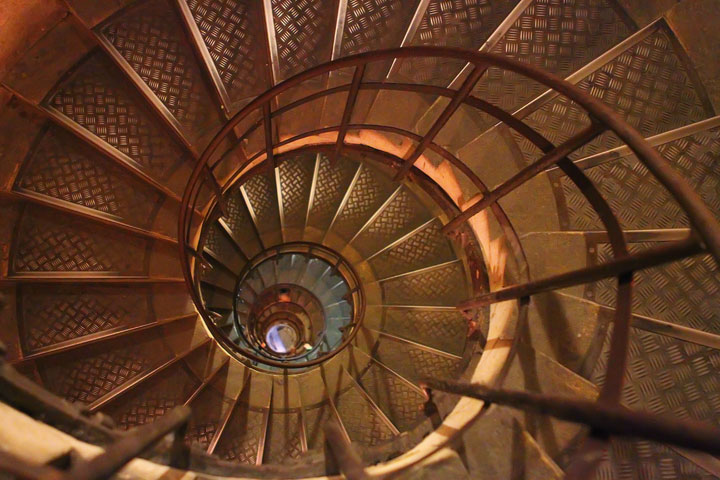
[179,47,720,476]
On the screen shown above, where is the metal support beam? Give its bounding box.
[263,102,275,168]
[331,64,366,165]
[203,167,230,218]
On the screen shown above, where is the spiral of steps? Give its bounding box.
[1,0,720,479]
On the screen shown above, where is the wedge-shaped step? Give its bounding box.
[349,347,428,432]
[366,218,457,279]
[302,403,334,456]
[325,367,398,446]
[275,253,307,284]
[513,22,713,162]
[502,345,598,459]
[263,409,305,464]
[349,186,432,259]
[10,206,171,277]
[199,227,242,297]
[559,121,720,232]
[269,0,336,81]
[593,326,720,429]
[201,222,248,274]
[47,52,190,185]
[524,291,609,376]
[185,374,234,451]
[239,273,263,302]
[472,0,635,121]
[14,285,195,365]
[397,0,519,86]
[378,261,469,306]
[462,407,563,480]
[15,125,169,234]
[296,257,332,291]
[17,284,152,355]
[254,259,278,289]
[355,328,462,385]
[103,350,206,429]
[201,282,234,312]
[187,361,249,452]
[339,0,418,58]
[182,0,270,107]
[327,162,396,244]
[456,125,561,234]
[277,154,316,242]
[200,262,237,298]
[519,232,591,299]
[241,172,283,247]
[220,191,264,259]
[315,270,348,303]
[263,377,305,464]
[214,372,272,464]
[36,328,176,406]
[364,306,468,357]
[98,0,222,142]
[596,436,720,480]
[305,155,358,241]
[591,241,720,334]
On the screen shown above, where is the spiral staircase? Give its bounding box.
[1,0,720,478]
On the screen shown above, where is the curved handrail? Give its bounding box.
[179,47,718,476]
[184,47,720,263]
